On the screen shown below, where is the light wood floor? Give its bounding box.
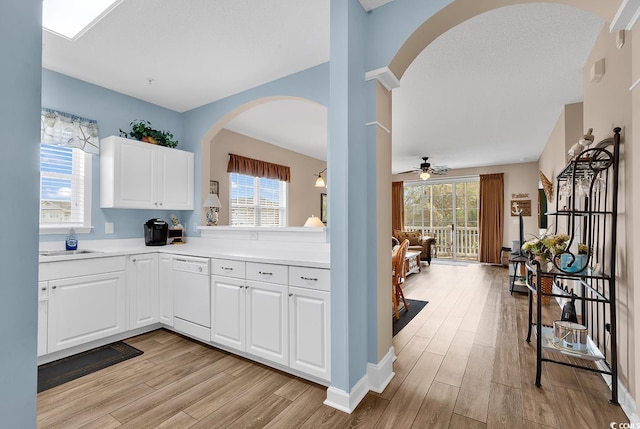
[37,263,629,428]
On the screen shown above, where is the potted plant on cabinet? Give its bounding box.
[119,120,179,148]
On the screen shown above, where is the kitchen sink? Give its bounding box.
[39,249,102,257]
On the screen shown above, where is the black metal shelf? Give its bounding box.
[525,127,620,405]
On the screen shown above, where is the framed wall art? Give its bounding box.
[320,193,327,224]
[209,180,219,196]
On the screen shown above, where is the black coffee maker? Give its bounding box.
[144,218,168,246]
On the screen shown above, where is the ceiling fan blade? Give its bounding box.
[397,169,419,174]
[429,166,450,175]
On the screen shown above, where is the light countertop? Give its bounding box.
[38,237,330,269]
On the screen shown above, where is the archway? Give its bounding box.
[198,96,327,226]
[374,0,618,364]
[389,0,612,80]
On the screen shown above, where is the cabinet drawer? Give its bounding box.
[246,262,288,284]
[211,258,245,278]
[289,266,330,291]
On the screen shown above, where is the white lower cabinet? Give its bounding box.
[47,271,126,353]
[289,286,331,381]
[158,253,173,326]
[127,253,159,329]
[211,275,246,350]
[246,281,289,365]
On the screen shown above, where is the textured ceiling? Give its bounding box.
[42,0,329,113]
[392,3,604,173]
[42,1,605,170]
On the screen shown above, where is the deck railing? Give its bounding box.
[405,225,479,261]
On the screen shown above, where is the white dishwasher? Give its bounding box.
[172,256,210,341]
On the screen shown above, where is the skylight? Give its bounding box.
[42,0,121,40]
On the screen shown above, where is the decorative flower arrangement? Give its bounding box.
[522,233,570,262]
[577,243,590,255]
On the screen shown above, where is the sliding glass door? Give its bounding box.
[404,177,479,262]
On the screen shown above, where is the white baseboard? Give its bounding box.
[324,374,369,414]
[367,346,395,393]
[596,360,639,423]
[324,349,397,413]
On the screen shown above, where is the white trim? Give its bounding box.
[610,0,640,31]
[367,346,395,393]
[630,77,640,91]
[365,66,400,91]
[365,121,391,134]
[595,360,640,423]
[323,348,397,413]
[324,373,369,414]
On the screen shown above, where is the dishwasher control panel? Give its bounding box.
[172,256,210,275]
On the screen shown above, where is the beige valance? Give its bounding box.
[226,153,291,182]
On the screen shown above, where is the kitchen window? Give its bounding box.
[40,144,92,234]
[229,173,287,226]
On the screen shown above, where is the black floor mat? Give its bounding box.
[393,299,428,336]
[38,341,143,393]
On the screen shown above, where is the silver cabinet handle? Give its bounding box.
[222,267,233,271]
[258,271,273,276]
[245,285,250,289]
[198,266,203,272]
[300,276,318,281]
[51,285,57,289]
[289,293,293,297]
[41,287,47,291]
[132,258,137,262]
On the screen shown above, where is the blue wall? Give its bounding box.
[40,70,187,242]
[0,0,41,425]
[0,2,470,423]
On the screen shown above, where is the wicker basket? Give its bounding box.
[532,274,553,305]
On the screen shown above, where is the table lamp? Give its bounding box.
[203,193,221,226]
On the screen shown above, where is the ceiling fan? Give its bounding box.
[399,157,450,180]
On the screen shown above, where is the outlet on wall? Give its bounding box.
[105,222,114,234]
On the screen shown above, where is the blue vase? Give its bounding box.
[560,253,587,273]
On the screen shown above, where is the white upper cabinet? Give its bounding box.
[100,136,194,210]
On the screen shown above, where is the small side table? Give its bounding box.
[405,250,422,276]
[509,254,529,294]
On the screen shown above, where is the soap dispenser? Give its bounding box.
[65,227,78,251]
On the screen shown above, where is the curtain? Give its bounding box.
[479,173,504,263]
[392,181,404,232]
[227,153,290,182]
[41,108,100,154]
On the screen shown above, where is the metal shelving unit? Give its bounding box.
[525,127,621,404]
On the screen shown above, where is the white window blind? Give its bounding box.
[230,173,287,226]
[40,144,89,228]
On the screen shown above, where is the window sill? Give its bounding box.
[39,226,93,235]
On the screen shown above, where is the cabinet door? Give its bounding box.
[37,281,48,357]
[158,254,173,326]
[48,271,126,353]
[157,148,194,210]
[289,286,331,381]
[246,281,288,365]
[112,138,157,208]
[211,275,245,350]
[128,253,159,329]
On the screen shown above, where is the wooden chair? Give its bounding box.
[392,239,410,320]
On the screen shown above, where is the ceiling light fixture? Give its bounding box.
[419,171,431,180]
[42,0,122,40]
[314,168,327,187]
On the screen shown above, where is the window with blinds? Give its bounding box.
[230,173,287,226]
[40,144,90,228]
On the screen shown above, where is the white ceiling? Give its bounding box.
[42,1,605,170]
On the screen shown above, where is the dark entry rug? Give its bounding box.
[393,299,428,337]
[38,341,143,393]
